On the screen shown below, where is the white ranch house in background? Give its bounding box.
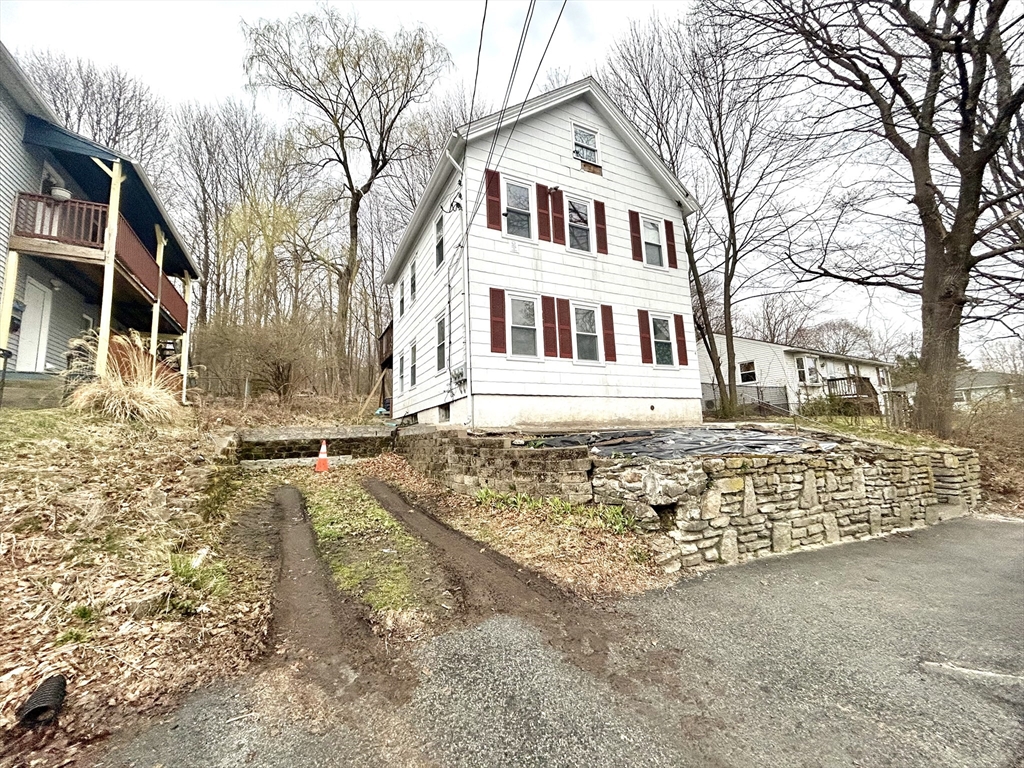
[695,333,895,415]
[382,78,703,430]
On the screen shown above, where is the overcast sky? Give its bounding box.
[1,0,977,359]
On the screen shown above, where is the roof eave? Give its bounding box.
[383,132,462,285]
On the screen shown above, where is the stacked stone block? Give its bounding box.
[234,426,393,461]
[397,430,594,504]
[593,444,980,573]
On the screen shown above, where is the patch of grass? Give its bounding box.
[55,628,90,646]
[302,478,423,612]
[70,603,100,624]
[169,552,227,596]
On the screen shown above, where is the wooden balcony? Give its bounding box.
[826,376,880,414]
[10,192,188,331]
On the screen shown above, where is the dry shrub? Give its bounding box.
[954,398,1024,516]
[66,332,184,423]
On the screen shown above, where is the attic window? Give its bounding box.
[573,125,598,164]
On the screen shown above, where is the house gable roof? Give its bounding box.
[383,77,699,285]
[705,332,893,367]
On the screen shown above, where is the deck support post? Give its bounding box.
[0,249,20,352]
[149,224,166,382]
[180,274,192,404]
[95,158,124,378]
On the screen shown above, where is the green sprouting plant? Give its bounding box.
[527,439,547,449]
[475,487,499,506]
[628,545,651,564]
[70,603,99,624]
[56,628,90,646]
[170,553,227,596]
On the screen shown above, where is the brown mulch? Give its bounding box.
[0,411,278,767]
[357,454,674,601]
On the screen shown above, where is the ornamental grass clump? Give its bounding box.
[66,331,184,423]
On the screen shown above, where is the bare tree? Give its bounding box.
[21,50,173,196]
[243,8,449,392]
[602,13,817,415]
[735,293,819,346]
[711,0,1024,437]
[800,318,874,358]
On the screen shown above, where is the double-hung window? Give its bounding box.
[410,344,417,387]
[573,124,598,164]
[796,357,807,384]
[643,219,663,266]
[652,316,673,365]
[410,261,417,303]
[399,280,405,316]
[740,361,757,383]
[435,216,444,267]
[505,180,532,238]
[398,354,405,393]
[509,296,537,356]
[567,197,591,253]
[436,317,446,370]
[574,306,599,361]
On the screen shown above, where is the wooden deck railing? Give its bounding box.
[11,192,189,332]
[159,273,189,331]
[13,192,107,248]
[826,376,878,399]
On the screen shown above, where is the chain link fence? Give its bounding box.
[701,382,791,417]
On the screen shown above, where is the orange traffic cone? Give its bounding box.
[314,440,329,473]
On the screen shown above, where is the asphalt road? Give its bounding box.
[101,516,1024,768]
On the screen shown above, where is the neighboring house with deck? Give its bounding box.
[0,42,197,404]
[906,370,1022,409]
[695,333,894,416]
[380,78,702,430]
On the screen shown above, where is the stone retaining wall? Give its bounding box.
[396,428,594,504]
[592,445,980,572]
[230,424,981,574]
[234,426,393,461]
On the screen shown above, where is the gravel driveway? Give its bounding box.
[99,515,1024,768]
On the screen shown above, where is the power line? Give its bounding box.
[466,0,567,228]
[466,0,537,220]
[462,0,489,150]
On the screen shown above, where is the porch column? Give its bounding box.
[95,158,124,378]
[0,250,19,351]
[149,224,166,381]
[180,274,192,404]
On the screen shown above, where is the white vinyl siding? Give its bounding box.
[389,170,467,419]
[462,96,698,404]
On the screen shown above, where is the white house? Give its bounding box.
[0,42,197,400]
[382,78,703,430]
[695,333,894,415]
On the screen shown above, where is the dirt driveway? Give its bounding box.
[97,486,1024,768]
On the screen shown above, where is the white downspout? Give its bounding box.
[445,146,474,430]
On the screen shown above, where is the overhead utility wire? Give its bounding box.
[466,0,567,228]
[466,0,537,220]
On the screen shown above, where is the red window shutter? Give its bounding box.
[594,200,608,254]
[638,309,653,364]
[489,288,506,353]
[601,304,616,362]
[629,210,642,262]
[665,219,678,269]
[485,169,502,230]
[541,295,558,357]
[556,298,572,358]
[551,188,565,245]
[537,184,551,242]
[674,313,688,366]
